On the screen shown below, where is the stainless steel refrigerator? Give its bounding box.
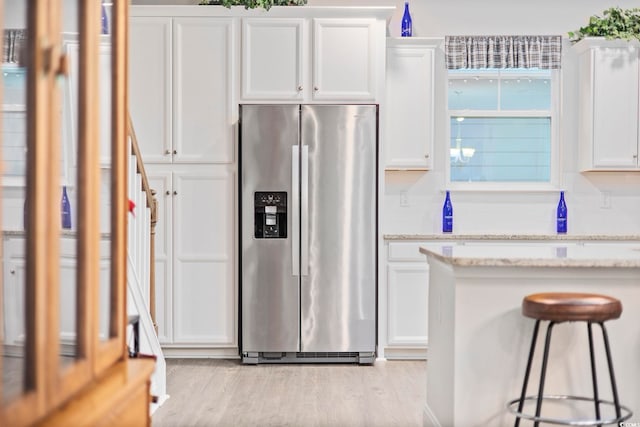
[240,104,377,364]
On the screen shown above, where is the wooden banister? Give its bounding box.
[127,113,158,333]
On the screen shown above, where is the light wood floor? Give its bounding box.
[152,358,426,427]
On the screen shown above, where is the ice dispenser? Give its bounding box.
[254,191,287,239]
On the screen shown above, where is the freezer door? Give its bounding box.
[300,105,377,352]
[241,105,300,352]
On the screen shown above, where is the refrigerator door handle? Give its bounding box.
[291,145,300,276]
[301,145,309,276]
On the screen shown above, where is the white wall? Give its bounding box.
[374,0,640,236]
[125,0,640,236]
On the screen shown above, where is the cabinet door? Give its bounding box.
[3,238,26,348]
[387,262,429,347]
[241,19,307,101]
[312,18,376,101]
[585,46,640,169]
[173,18,236,163]
[147,169,173,344]
[129,17,172,163]
[385,44,434,169]
[172,168,235,345]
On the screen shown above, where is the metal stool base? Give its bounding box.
[506,394,633,426]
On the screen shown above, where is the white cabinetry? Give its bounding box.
[575,39,640,171]
[130,5,392,357]
[129,16,236,164]
[2,235,111,352]
[384,38,437,170]
[147,166,236,349]
[130,9,238,355]
[384,241,429,359]
[241,17,380,102]
[2,237,26,350]
[241,19,306,100]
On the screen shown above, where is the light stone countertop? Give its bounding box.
[419,242,640,268]
[385,234,640,241]
[3,230,111,239]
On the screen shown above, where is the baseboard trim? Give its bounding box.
[161,347,240,358]
[383,346,427,360]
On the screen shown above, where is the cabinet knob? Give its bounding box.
[297,85,303,91]
[165,149,171,155]
[173,191,178,196]
[424,154,430,159]
[10,269,15,275]
[165,190,170,196]
[173,150,177,155]
[634,154,638,159]
[313,86,319,91]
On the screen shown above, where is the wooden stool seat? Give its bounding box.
[522,292,622,323]
[508,292,632,426]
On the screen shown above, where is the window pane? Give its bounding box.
[448,78,498,110]
[501,77,551,110]
[450,117,551,182]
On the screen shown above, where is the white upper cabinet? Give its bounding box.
[173,18,236,164]
[129,16,236,164]
[575,39,640,171]
[384,38,436,170]
[241,18,306,100]
[312,18,376,101]
[129,17,172,164]
[241,17,379,102]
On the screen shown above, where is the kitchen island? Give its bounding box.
[420,242,640,427]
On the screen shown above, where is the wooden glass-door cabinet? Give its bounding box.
[0,1,154,426]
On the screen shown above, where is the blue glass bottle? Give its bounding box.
[23,197,27,230]
[442,190,453,233]
[101,1,109,35]
[556,191,567,234]
[401,2,412,37]
[61,186,72,230]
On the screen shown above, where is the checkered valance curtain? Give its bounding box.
[3,29,27,64]
[445,35,562,69]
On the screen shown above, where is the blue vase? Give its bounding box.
[61,186,72,230]
[101,3,109,35]
[442,190,453,233]
[401,2,412,37]
[556,191,567,234]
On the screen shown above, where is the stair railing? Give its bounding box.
[127,113,158,333]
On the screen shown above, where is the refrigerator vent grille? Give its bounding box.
[296,352,359,359]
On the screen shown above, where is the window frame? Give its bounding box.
[445,68,562,192]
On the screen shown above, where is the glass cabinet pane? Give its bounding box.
[59,0,80,370]
[99,1,113,342]
[2,1,28,403]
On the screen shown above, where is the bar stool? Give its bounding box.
[506,292,633,426]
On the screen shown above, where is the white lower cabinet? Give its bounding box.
[2,237,26,350]
[384,241,429,359]
[147,165,236,354]
[2,235,111,353]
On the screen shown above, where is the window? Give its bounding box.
[447,68,559,187]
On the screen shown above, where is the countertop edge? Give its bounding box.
[385,234,640,241]
[418,246,640,268]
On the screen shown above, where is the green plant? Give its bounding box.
[199,0,307,10]
[568,7,640,43]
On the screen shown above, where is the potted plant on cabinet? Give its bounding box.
[568,7,640,43]
[199,0,307,9]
